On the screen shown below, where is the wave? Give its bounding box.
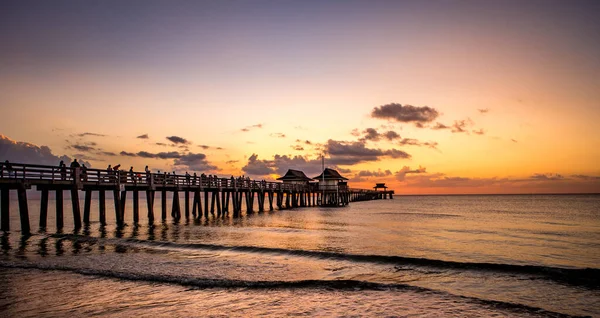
[53,234,600,289]
[0,262,586,318]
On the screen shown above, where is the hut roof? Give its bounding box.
[276,169,312,181]
[312,168,348,181]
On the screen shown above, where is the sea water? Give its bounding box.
[0,194,598,317]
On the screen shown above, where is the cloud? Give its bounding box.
[270,133,286,138]
[242,153,274,175]
[395,166,427,181]
[174,153,217,172]
[0,134,91,167]
[137,134,149,139]
[137,151,181,159]
[472,129,485,135]
[325,139,411,165]
[432,122,450,130]
[362,128,381,141]
[358,170,392,177]
[166,136,190,145]
[241,124,263,132]
[120,151,137,157]
[530,173,565,181]
[478,108,490,113]
[99,151,117,156]
[398,138,439,149]
[241,153,345,178]
[383,131,401,141]
[156,142,168,146]
[295,139,313,145]
[226,160,239,165]
[70,144,96,152]
[451,119,474,133]
[291,145,304,151]
[511,139,518,143]
[77,132,106,137]
[371,103,439,125]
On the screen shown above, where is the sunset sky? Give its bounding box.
[1,0,599,194]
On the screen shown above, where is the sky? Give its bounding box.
[1,0,599,194]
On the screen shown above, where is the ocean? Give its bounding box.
[0,193,598,317]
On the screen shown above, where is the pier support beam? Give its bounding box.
[71,188,81,229]
[99,190,106,225]
[146,190,154,224]
[83,190,91,224]
[56,190,64,230]
[40,189,49,228]
[0,189,8,231]
[17,187,30,235]
[161,190,167,221]
[113,190,122,225]
[133,190,139,223]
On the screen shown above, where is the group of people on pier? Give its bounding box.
[1,159,273,191]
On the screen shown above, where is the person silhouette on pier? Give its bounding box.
[70,159,80,180]
[2,160,13,178]
[129,167,134,183]
[59,161,67,180]
[81,164,88,181]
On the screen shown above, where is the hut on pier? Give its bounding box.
[312,168,348,191]
[374,183,388,191]
[276,169,312,185]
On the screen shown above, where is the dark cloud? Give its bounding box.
[71,144,96,152]
[174,153,217,172]
[137,151,181,159]
[325,139,411,165]
[371,103,439,125]
[216,147,224,150]
[226,160,239,165]
[242,154,274,175]
[0,134,91,167]
[473,129,485,135]
[242,153,342,178]
[155,142,168,146]
[166,136,190,145]
[451,119,474,133]
[358,128,402,143]
[241,124,263,132]
[137,134,149,139]
[398,139,439,149]
[478,108,490,113]
[77,132,106,137]
[530,173,565,181]
[396,166,426,181]
[292,145,304,151]
[432,122,450,130]
[120,151,137,157]
[358,170,392,177]
[198,145,210,150]
[270,133,286,138]
[350,129,361,137]
[296,139,313,145]
[362,128,380,141]
[99,151,117,156]
[511,139,518,143]
[383,131,400,141]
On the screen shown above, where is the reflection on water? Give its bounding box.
[0,194,599,317]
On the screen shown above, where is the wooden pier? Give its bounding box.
[0,163,394,234]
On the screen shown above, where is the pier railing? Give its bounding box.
[0,162,367,192]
